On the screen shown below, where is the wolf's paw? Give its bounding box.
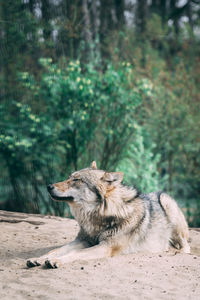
[45,258,61,269]
[26,258,42,268]
[182,244,191,254]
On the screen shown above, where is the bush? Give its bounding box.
[117,126,167,193]
[0,58,142,215]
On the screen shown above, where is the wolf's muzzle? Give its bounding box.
[47,184,74,202]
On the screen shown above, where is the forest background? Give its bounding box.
[0,0,199,226]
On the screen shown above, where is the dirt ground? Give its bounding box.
[0,210,200,300]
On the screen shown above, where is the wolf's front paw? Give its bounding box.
[45,258,61,269]
[26,258,42,268]
[27,256,48,268]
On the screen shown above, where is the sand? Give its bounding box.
[0,210,200,300]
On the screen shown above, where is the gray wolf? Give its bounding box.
[27,161,190,268]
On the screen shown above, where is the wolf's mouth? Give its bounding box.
[47,185,74,202]
[50,195,74,202]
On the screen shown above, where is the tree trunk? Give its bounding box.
[186,1,194,32]
[135,0,148,67]
[91,0,99,39]
[100,0,115,59]
[135,0,148,34]
[82,0,92,58]
[29,0,34,13]
[41,0,51,40]
[160,0,167,24]
[114,0,125,29]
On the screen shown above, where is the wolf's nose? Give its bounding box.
[47,184,54,191]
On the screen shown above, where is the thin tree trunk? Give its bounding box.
[135,0,148,67]
[82,0,92,58]
[29,0,34,13]
[114,0,125,29]
[135,0,148,34]
[41,0,51,40]
[91,0,98,39]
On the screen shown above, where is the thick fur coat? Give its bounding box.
[27,161,190,268]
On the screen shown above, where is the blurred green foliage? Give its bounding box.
[0,59,142,215]
[0,0,200,226]
[118,126,167,193]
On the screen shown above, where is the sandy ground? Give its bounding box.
[0,210,200,300]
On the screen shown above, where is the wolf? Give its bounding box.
[27,161,190,268]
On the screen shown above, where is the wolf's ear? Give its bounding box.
[91,161,97,169]
[102,172,124,183]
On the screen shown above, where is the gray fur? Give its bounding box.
[27,162,190,268]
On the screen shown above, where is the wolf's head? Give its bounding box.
[47,161,124,210]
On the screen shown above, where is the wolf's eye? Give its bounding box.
[73,178,80,182]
